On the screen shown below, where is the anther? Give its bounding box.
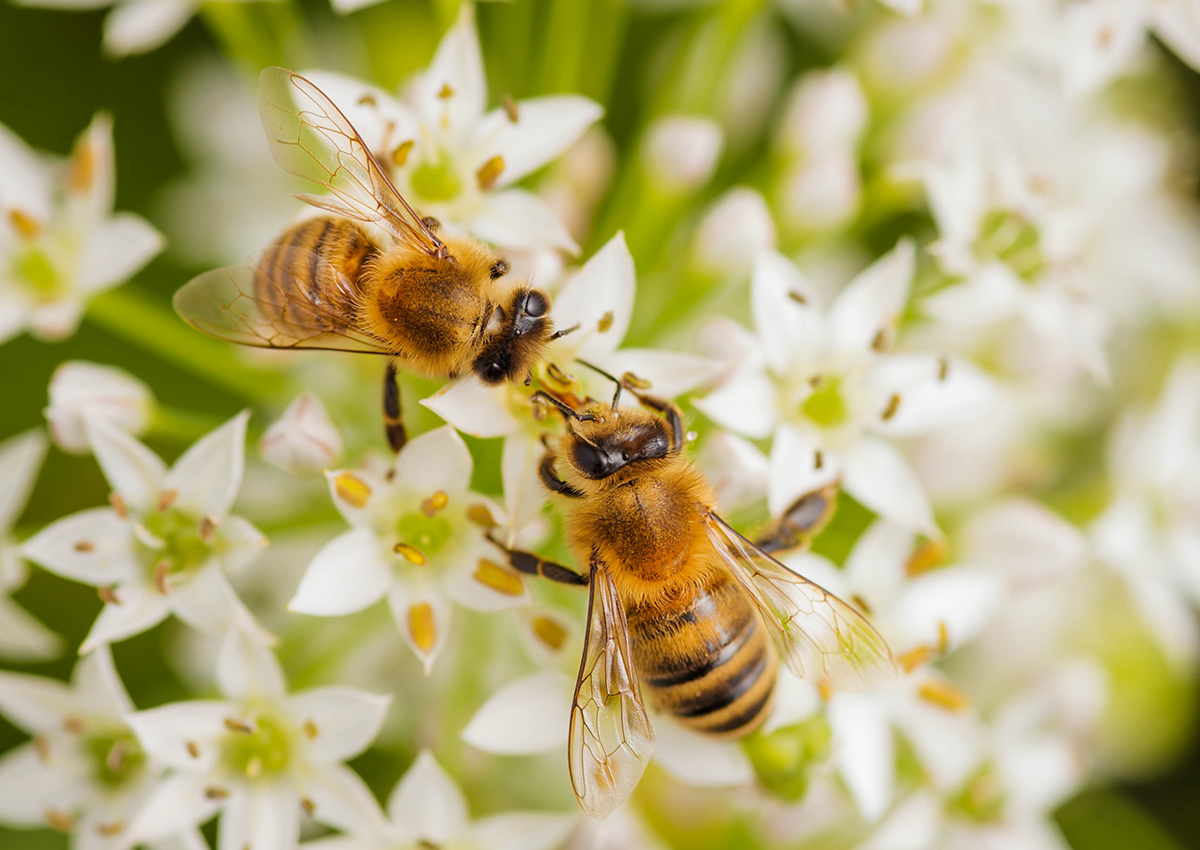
[880,394,901,421]
[157,489,178,512]
[474,558,524,596]
[597,311,614,333]
[98,586,121,605]
[106,739,130,773]
[9,208,41,239]
[33,735,50,762]
[533,616,567,651]
[437,83,454,99]
[394,542,427,565]
[334,473,372,508]
[621,371,652,390]
[63,716,85,734]
[420,491,449,517]
[938,357,949,381]
[153,559,172,595]
[224,717,256,734]
[186,740,200,758]
[917,680,970,712]
[108,493,129,519]
[850,594,872,616]
[871,329,888,352]
[45,809,75,832]
[503,94,519,123]
[897,645,934,673]
[205,786,230,800]
[245,756,264,778]
[301,797,316,817]
[813,450,824,470]
[97,820,125,837]
[476,155,505,190]
[392,139,414,168]
[198,515,219,543]
[466,504,497,528]
[408,603,437,652]
[74,540,95,553]
[788,290,808,305]
[303,719,319,739]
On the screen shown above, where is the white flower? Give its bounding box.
[259,393,343,476]
[20,412,269,653]
[0,646,205,850]
[0,114,163,342]
[127,627,390,850]
[640,115,725,195]
[45,361,154,455]
[300,4,602,252]
[689,186,777,278]
[304,750,577,850]
[695,244,993,535]
[423,233,721,534]
[289,426,527,673]
[0,429,61,660]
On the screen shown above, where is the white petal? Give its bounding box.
[0,743,78,826]
[388,582,452,675]
[0,670,77,733]
[164,411,250,519]
[215,515,268,573]
[386,751,470,845]
[778,153,861,231]
[921,263,1023,326]
[867,354,994,438]
[20,507,136,585]
[103,0,195,56]
[171,562,261,638]
[461,671,572,755]
[220,783,301,850]
[216,622,286,700]
[410,3,486,135]
[827,238,913,357]
[301,72,419,154]
[1061,0,1147,96]
[640,114,724,194]
[28,299,86,342]
[778,69,868,157]
[0,429,47,531]
[73,643,134,717]
[80,582,171,653]
[1153,0,1200,70]
[695,431,768,514]
[502,434,548,540]
[761,673,821,735]
[471,813,579,850]
[690,186,777,278]
[693,365,777,439]
[550,232,635,361]
[0,121,53,225]
[79,213,164,292]
[392,425,473,496]
[829,694,895,821]
[751,251,820,375]
[461,188,578,253]
[843,519,914,607]
[964,499,1087,586]
[86,419,167,514]
[893,567,1005,652]
[652,720,754,787]
[285,686,391,763]
[421,379,521,438]
[290,528,392,616]
[302,763,389,834]
[46,361,154,455]
[0,596,62,661]
[859,791,941,850]
[841,437,937,537]
[478,95,603,187]
[259,393,343,476]
[599,348,725,399]
[767,425,839,519]
[127,701,230,771]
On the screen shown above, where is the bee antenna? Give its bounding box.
[531,391,595,423]
[575,359,622,410]
[549,323,580,341]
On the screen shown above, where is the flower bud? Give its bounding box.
[778,153,862,232]
[641,114,725,194]
[44,361,153,454]
[259,393,342,475]
[690,186,777,277]
[777,69,868,159]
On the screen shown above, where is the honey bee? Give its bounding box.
[174,68,555,450]
[491,368,896,819]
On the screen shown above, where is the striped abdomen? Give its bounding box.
[627,570,778,738]
[257,217,379,336]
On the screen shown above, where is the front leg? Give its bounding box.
[383,361,407,453]
[489,534,589,586]
[626,387,684,453]
[755,483,838,554]
[541,452,584,498]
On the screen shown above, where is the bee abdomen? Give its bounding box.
[257,217,378,334]
[629,572,778,738]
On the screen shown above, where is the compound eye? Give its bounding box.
[480,361,506,384]
[571,442,610,478]
[524,291,548,318]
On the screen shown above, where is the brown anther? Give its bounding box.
[45,808,76,832]
[476,155,506,190]
[917,679,970,712]
[813,450,824,470]
[394,542,427,565]
[788,290,808,305]
[871,328,888,353]
[303,719,319,740]
[809,375,822,388]
[153,559,172,595]
[205,786,230,800]
[392,139,414,168]
[466,504,497,528]
[905,538,947,577]
[198,515,219,543]
[8,208,41,239]
[73,540,95,553]
[503,94,520,123]
[186,740,200,758]
[98,585,121,605]
[938,357,949,381]
[157,489,178,512]
[897,644,935,673]
[597,311,614,333]
[301,797,316,817]
[105,739,130,773]
[224,717,256,734]
[33,735,51,763]
[420,490,449,517]
[1098,24,1114,48]
[880,394,901,422]
[108,492,129,519]
[850,594,872,616]
[437,83,454,99]
[357,93,377,107]
[622,371,652,390]
[532,616,567,651]
[97,820,125,837]
[63,716,86,734]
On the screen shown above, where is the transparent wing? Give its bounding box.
[259,67,446,258]
[704,510,896,691]
[173,248,392,354]
[569,561,655,820]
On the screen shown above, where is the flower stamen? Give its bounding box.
[394,543,427,565]
[98,586,121,605]
[420,491,449,517]
[157,489,178,512]
[334,473,371,508]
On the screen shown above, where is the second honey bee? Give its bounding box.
[492,369,896,819]
[174,68,555,449]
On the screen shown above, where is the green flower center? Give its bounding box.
[974,209,1045,282]
[86,732,145,789]
[742,716,831,802]
[224,716,291,779]
[16,246,62,298]
[949,764,1006,825]
[801,376,848,428]
[410,157,461,202]
[396,511,453,558]
[137,508,212,582]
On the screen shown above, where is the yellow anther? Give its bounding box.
[917,679,970,713]
[301,797,315,817]
[245,756,264,778]
[621,372,652,390]
[186,740,200,758]
[474,559,524,596]
[897,644,935,673]
[303,719,319,740]
[466,504,497,528]
[871,328,888,352]
[205,786,230,800]
[905,538,948,577]
[33,735,50,762]
[937,622,949,653]
[394,542,427,565]
[476,155,506,190]
[533,616,567,651]
[438,83,454,99]
[73,540,95,552]
[45,809,75,832]
[408,603,437,652]
[788,290,808,305]
[421,490,449,517]
[392,139,414,167]
[334,472,372,508]
[880,394,901,422]
[357,93,377,107]
[544,362,579,394]
[503,95,520,123]
[63,716,85,734]
[850,594,872,616]
[597,311,614,333]
[97,820,125,837]
[8,208,41,239]
[68,135,96,193]
[224,717,256,734]
[818,684,834,702]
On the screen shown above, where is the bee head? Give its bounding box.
[472,287,552,385]
[562,406,672,480]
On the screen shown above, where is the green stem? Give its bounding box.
[87,288,287,402]
[149,405,228,443]
[200,1,299,74]
[536,0,592,94]
[580,0,629,104]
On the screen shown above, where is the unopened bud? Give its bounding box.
[690,187,777,277]
[259,394,342,476]
[641,115,724,194]
[777,69,868,159]
[45,361,153,454]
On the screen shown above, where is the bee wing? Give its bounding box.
[259,67,446,258]
[703,510,896,692]
[173,248,392,354]
[569,561,655,820]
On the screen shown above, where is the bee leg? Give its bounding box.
[540,452,584,498]
[628,391,685,452]
[754,483,839,554]
[383,361,407,453]
[495,544,589,586]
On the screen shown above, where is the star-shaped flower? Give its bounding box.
[299,4,602,253]
[0,113,163,342]
[0,646,206,850]
[289,425,528,673]
[21,412,269,653]
[695,244,993,535]
[126,626,390,850]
